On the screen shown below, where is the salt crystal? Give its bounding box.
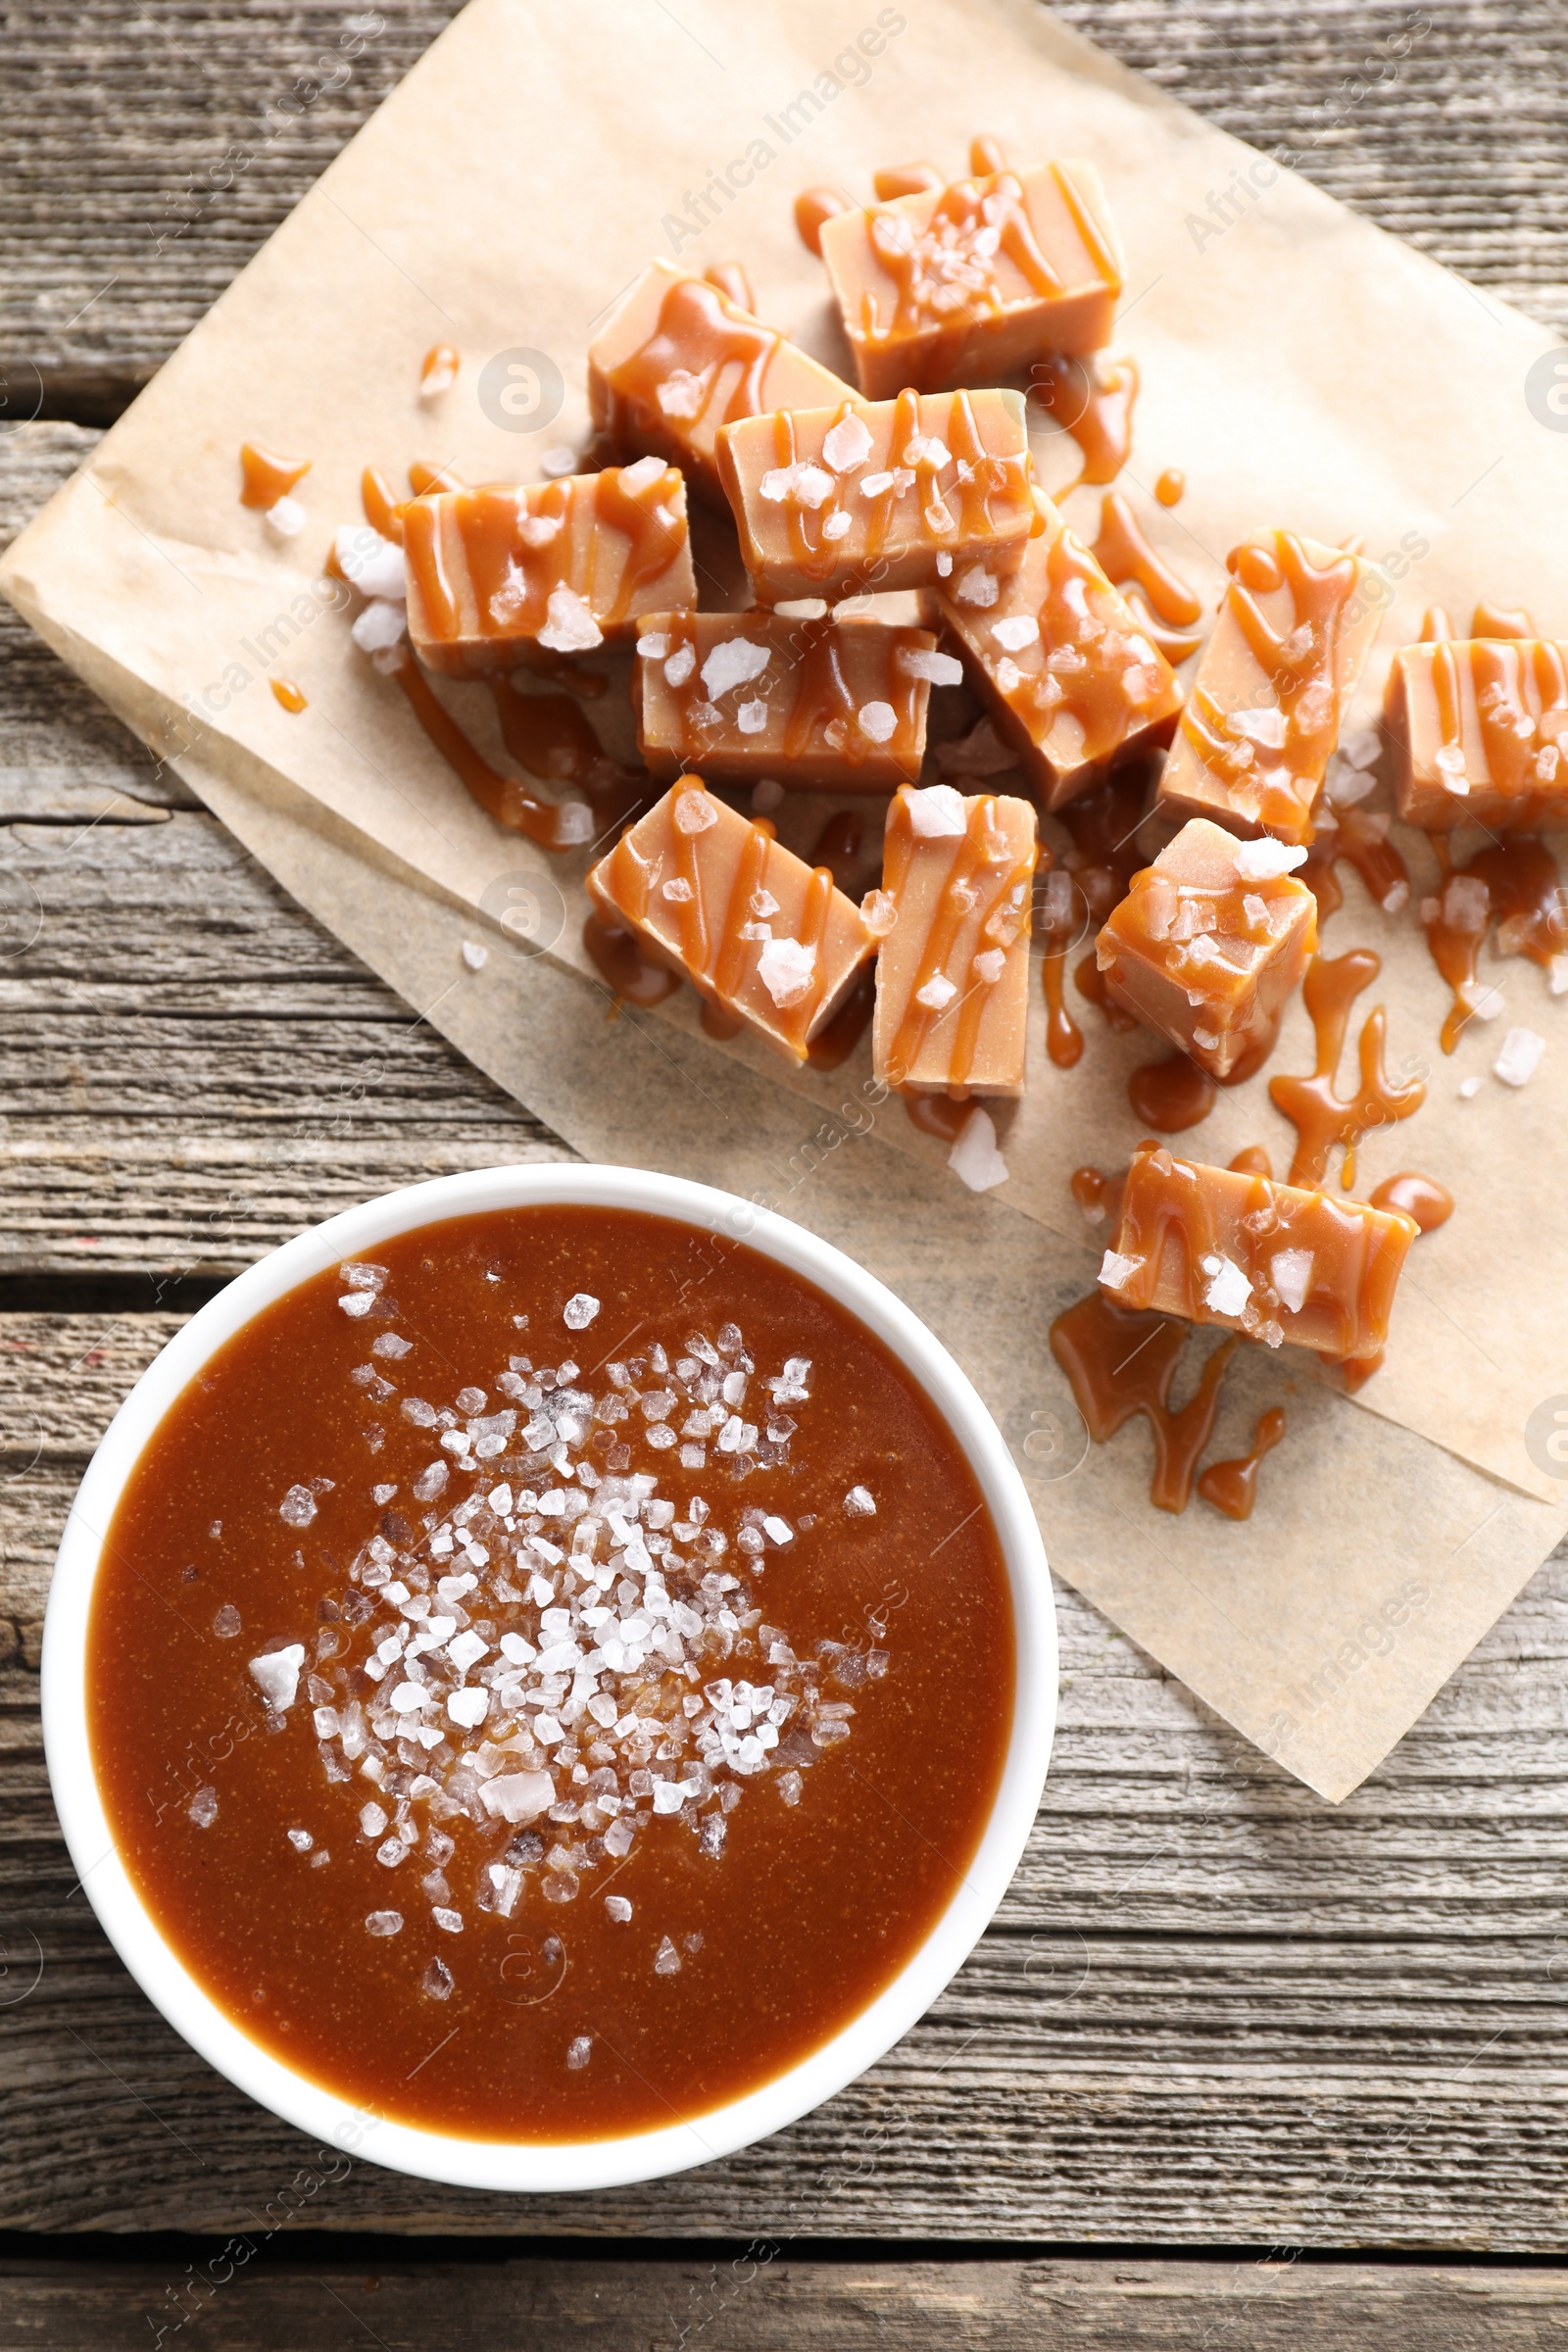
[914,973,958,1012]
[566,2034,592,2070]
[541,446,576,478]
[858,701,896,743]
[778,1769,804,1806]
[1341,725,1382,769]
[1269,1248,1314,1315]
[1099,1249,1141,1292]
[265,494,307,540]
[1459,1075,1483,1098]
[991,615,1039,654]
[188,1786,218,1829]
[1494,1025,1544,1087]
[447,1685,491,1729]
[700,638,770,699]
[861,888,898,939]
[1201,1253,1252,1317]
[351,599,408,655]
[821,510,852,541]
[279,1485,318,1528]
[606,1893,633,1922]
[335,525,407,601]
[674,787,718,835]
[1229,705,1288,749]
[564,1293,601,1330]
[538,583,603,654]
[896,647,964,686]
[762,1514,793,1545]
[360,1801,389,1838]
[372,1333,412,1359]
[480,1769,557,1823]
[422,1958,454,2000]
[461,939,488,971]
[953,564,998,607]
[433,1906,465,1934]
[844,1486,876,1518]
[365,1910,403,1936]
[287,1827,314,1853]
[655,1935,682,1975]
[906,784,967,839]
[1232,838,1308,881]
[948,1105,1008,1193]
[972,947,1005,984]
[663,643,697,689]
[822,414,873,472]
[618,455,668,494]
[213,1604,241,1639]
[756,935,816,1007]
[249,1644,305,1711]
[737,699,769,734]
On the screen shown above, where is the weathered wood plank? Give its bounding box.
[4,2251,1568,2349]
[3,0,1566,414]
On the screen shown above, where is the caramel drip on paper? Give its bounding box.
[610,275,782,438]
[1198,1406,1286,1522]
[239,442,311,509]
[420,343,460,395]
[408,460,465,497]
[1421,832,1565,1053]
[1089,491,1202,628]
[905,1094,969,1142]
[881,791,1036,1095]
[1179,531,1363,835]
[1050,1289,1237,1515]
[702,261,756,314]
[1069,1163,1125,1226]
[969,135,1008,175]
[795,187,849,257]
[1073,951,1139,1033]
[582,913,680,1007]
[269,678,307,713]
[390,654,564,850]
[873,163,943,200]
[1369,1171,1453,1234]
[1299,806,1410,925]
[1418,606,1452,644]
[1126,1054,1216,1131]
[1055,766,1153,973]
[1228,1146,1273,1178]
[1155,468,1186,508]
[1031,356,1139,488]
[488,676,646,835]
[1267,949,1425,1187]
[361,466,406,545]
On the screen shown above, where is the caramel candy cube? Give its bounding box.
[1386,638,1568,831]
[939,487,1182,809]
[634,609,947,792]
[872,785,1038,1097]
[588,261,855,504]
[403,462,695,678]
[584,775,873,1064]
[1156,530,1386,845]
[1100,1142,1416,1356]
[716,386,1034,604]
[1096,819,1317,1081]
[818,161,1122,401]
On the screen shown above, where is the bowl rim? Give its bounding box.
[42,1161,1056,2194]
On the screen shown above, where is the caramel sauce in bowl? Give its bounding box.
[42,1165,1054,2195]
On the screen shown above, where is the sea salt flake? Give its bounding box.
[249,1644,305,1711]
[1494,1025,1544,1087]
[566,2034,593,2070]
[896,647,963,686]
[188,1786,218,1829]
[287,1828,314,1853]
[366,1910,403,1936]
[700,638,770,699]
[954,564,999,607]
[279,1484,318,1527]
[606,1893,633,1922]
[737,698,769,733]
[972,947,1005,984]
[915,973,957,1011]
[351,599,408,655]
[906,783,967,838]
[538,583,603,654]
[213,1604,241,1639]
[858,700,896,743]
[1270,1248,1315,1314]
[948,1105,1008,1193]
[757,935,816,1008]
[265,494,307,540]
[564,1292,601,1330]
[991,615,1039,653]
[481,1770,556,1823]
[335,525,406,600]
[1202,1254,1252,1318]
[1233,838,1308,881]
[674,788,717,835]
[655,1935,682,1975]
[822,414,873,472]
[844,1486,876,1518]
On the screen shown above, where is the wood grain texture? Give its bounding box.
[6,0,1568,2258]
[5,2251,1568,2349]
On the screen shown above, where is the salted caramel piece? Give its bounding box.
[818,161,1122,401]
[1096,819,1318,1081]
[716,386,1034,605]
[1156,530,1386,845]
[1386,638,1568,832]
[634,609,946,792]
[584,776,873,1063]
[871,785,1038,1097]
[587,261,854,503]
[938,486,1182,809]
[403,462,695,679]
[1100,1141,1416,1356]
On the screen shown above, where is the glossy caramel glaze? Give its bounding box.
[239,442,311,509]
[1267,949,1425,1188]
[1369,1171,1453,1233]
[1420,834,1565,1053]
[1089,491,1202,632]
[1031,356,1139,489]
[703,261,756,312]
[420,342,460,394]
[582,912,681,1005]
[269,677,307,713]
[877,790,1038,1096]
[1155,468,1186,508]
[873,163,943,200]
[1198,1406,1286,1521]
[1396,638,1568,831]
[1126,1054,1216,1131]
[1050,1289,1236,1513]
[795,186,849,257]
[1299,805,1411,923]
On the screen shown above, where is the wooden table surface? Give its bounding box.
[4,3,1568,2340]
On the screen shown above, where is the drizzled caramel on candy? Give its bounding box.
[1389,637,1568,832]
[1102,1141,1417,1357]
[1088,490,1202,661]
[874,787,1038,1098]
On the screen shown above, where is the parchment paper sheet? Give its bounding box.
[6,0,1568,1794]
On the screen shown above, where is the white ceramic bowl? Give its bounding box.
[43,1163,1056,2193]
